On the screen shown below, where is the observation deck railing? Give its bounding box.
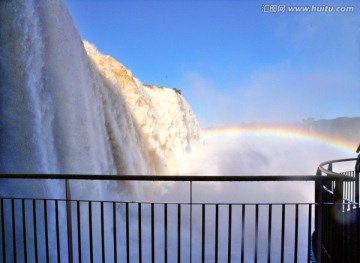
[0,160,359,263]
[315,158,360,263]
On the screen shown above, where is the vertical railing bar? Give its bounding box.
[327,201,330,260]
[44,200,49,263]
[354,173,358,204]
[201,204,205,263]
[33,200,38,263]
[345,181,347,205]
[352,177,356,202]
[357,201,360,263]
[280,204,285,263]
[113,202,117,263]
[344,182,347,208]
[66,179,74,263]
[351,180,352,203]
[241,204,245,263]
[346,182,350,210]
[294,204,299,263]
[1,199,6,263]
[350,180,353,203]
[77,201,82,263]
[347,176,350,201]
[349,180,352,204]
[89,202,93,263]
[22,199,28,263]
[178,204,181,263]
[344,203,349,262]
[11,199,17,263]
[354,175,356,204]
[315,168,323,263]
[190,181,192,263]
[255,204,260,263]
[126,203,130,263]
[355,158,359,204]
[151,203,154,263]
[254,204,259,263]
[55,200,60,263]
[267,204,272,263]
[330,201,333,260]
[349,173,352,202]
[349,181,352,205]
[215,204,219,263]
[342,201,346,262]
[164,203,167,263]
[324,202,328,260]
[138,203,142,263]
[227,204,232,263]
[101,202,105,263]
[307,204,312,263]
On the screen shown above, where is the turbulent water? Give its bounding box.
[0,0,200,176]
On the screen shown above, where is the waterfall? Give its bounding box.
[0,0,200,176]
[0,2,200,261]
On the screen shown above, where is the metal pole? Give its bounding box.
[190,181,193,263]
[355,154,360,204]
[315,168,323,263]
[66,179,74,263]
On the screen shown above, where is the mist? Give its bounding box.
[181,133,353,175]
[136,133,356,262]
[172,133,353,202]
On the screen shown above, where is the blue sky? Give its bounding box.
[64,0,360,127]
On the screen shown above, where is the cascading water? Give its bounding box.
[0,1,200,262]
[0,0,200,176]
[83,42,200,175]
[0,0,55,173]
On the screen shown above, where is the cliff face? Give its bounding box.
[84,42,201,175]
[0,0,200,175]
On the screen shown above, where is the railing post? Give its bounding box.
[190,181,193,263]
[315,168,323,263]
[332,162,344,213]
[325,163,333,191]
[66,179,74,263]
[355,154,360,204]
[334,179,344,209]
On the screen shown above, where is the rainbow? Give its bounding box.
[202,124,358,154]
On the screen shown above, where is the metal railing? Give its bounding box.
[0,168,358,263]
[315,158,360,263]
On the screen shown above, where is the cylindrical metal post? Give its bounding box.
[315,168,323,263]
[66,179,74,263]
[355,154,360,204]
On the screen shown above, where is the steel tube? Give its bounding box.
[1,174,355,181]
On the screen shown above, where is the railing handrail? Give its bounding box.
[318,157,357,176]
[0,174,356,181]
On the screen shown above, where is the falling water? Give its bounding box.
[0,1,201,262]
[0,0,200,176]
